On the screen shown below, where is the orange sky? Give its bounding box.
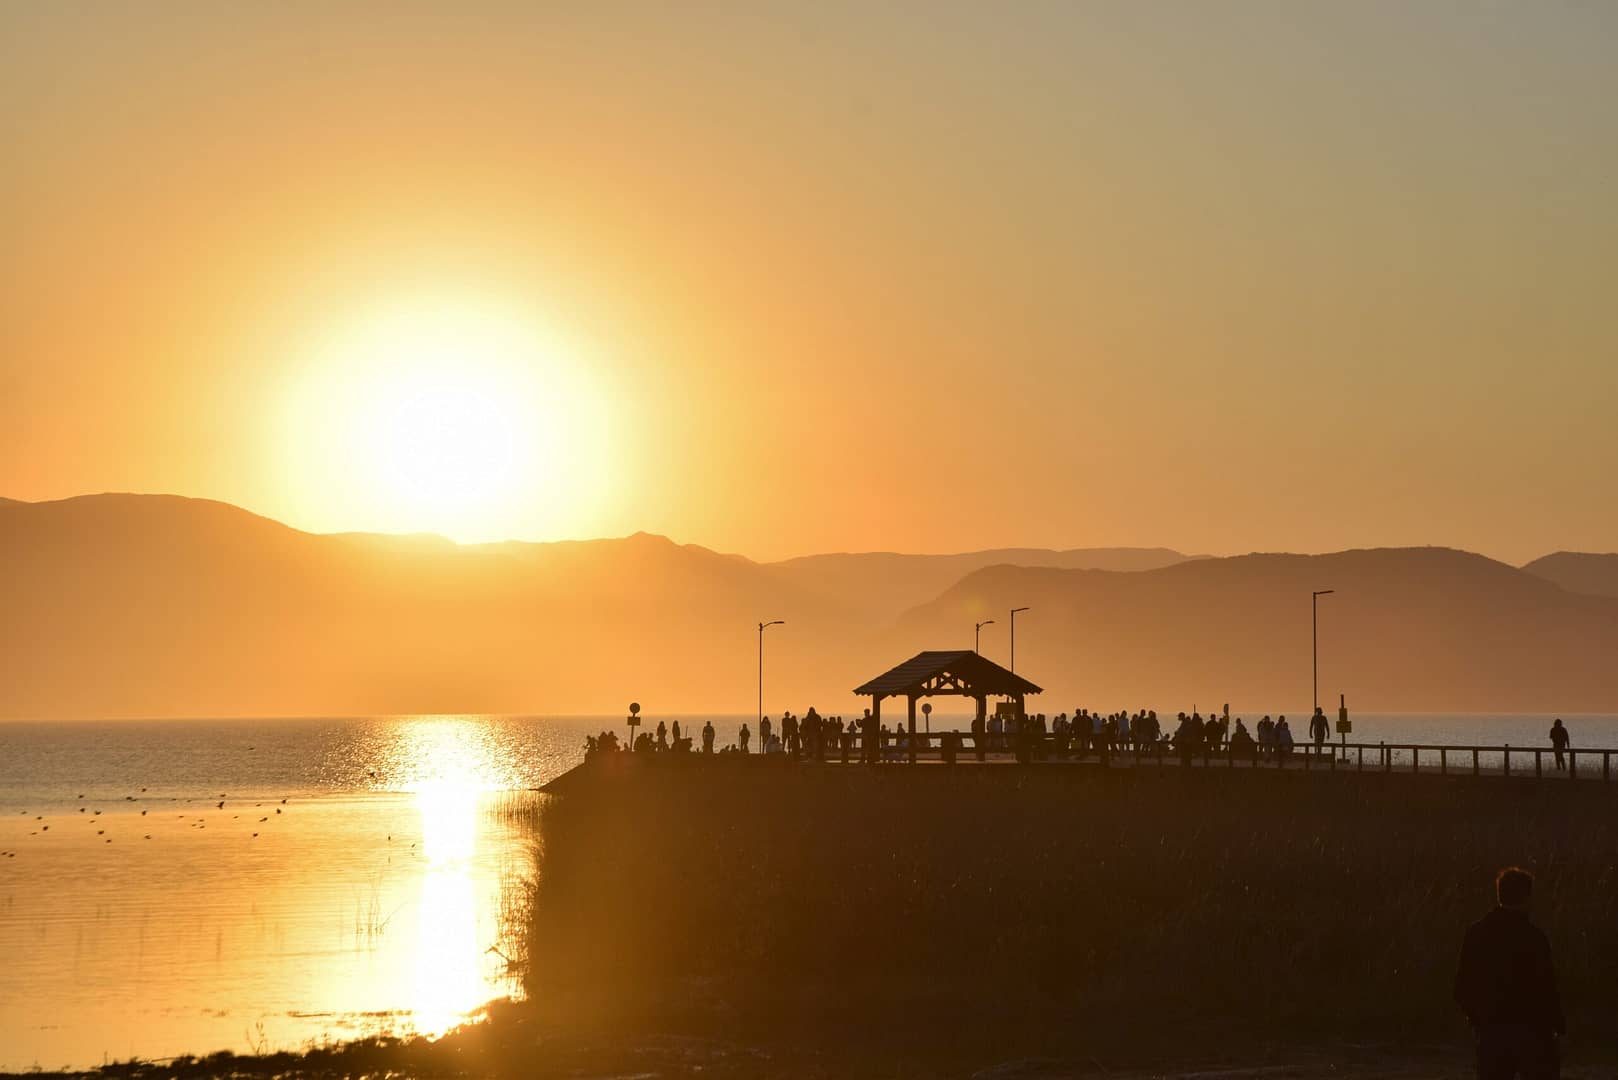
[4,3,1616,563]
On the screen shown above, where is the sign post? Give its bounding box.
[627,702,641,751]
[1336,693,1351,761]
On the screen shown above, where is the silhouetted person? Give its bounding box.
[971,711,986,761]
[1174,713,1195,766]
[1548,720,1569,773]
[702,720,715,754]
[783,710,800,758]
[759,715,772,751]
[656,720,668,750]
[1231,718,1256,763]
[1275,717,1294,764]
[739,723,751,754]
[1310,708,1329,755]
[1454,866,1564,1080]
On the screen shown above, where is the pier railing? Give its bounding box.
[849,731,1614,781]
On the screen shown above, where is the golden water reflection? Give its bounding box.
[0,715,540,1069]
[400,718,515,1039]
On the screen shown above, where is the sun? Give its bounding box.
[281,297,609,541]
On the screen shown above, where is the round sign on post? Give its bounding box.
[627,702,642,751]
[922,701,932,735]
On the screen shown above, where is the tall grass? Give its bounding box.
[524,760,1617,1061]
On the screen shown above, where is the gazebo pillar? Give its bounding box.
[907,694,918,764]
[868,694,883,764]
[975,694,988,761]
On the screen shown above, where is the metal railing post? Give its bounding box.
[1504,745,1510,778]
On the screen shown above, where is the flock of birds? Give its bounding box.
[1,790,294,859]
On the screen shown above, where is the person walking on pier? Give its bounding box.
[1549,720,1570,773]
[1310,708,1330,756]
[739,723,751,753]
[1275,717,1294,764]
[1454,866,1564,1080]
[702,720,715,754]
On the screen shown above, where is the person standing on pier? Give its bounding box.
[1310,708,1330,755]
[702,720,715,754]
[1548,720,1570,773]
[739,723,751,753]
[783,711,800,758]
[759,715,772,753]
[1454,866,1564,1080]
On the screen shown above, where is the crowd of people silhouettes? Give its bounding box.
[585,708,1580,773]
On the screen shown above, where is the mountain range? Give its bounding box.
[3,493,1616,718]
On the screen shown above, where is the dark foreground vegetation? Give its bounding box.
[525,757,1618,1073]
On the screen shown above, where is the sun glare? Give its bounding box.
[281,298,610,542]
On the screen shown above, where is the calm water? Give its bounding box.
[2,711,1615,1069]
[0,714,734,1071]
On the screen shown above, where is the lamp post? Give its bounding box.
[974,619,995,654]
[1312,590,1334,714]
[1009,607,1030,673]
[758,620,784,727]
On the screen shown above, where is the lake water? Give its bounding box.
[2,711,1616,1069]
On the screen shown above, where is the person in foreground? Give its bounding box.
[1454,866,1565,1080]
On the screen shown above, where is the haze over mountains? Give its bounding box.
[1521,552,1618,601]
[4,494,1616,719]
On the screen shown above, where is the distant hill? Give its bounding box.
[896,548,1618,713]
[1522,552,1618,600]
[762,546,1198,616]
[2,494,1615,717]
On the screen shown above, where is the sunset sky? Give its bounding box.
[4,2,1615,563]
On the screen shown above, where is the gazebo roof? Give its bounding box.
[853,650,1043,698]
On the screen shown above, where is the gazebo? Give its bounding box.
[853,650,1043,762]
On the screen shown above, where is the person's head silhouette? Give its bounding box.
[1496,866,1533,911]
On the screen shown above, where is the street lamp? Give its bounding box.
[974,619,995,654]
[758,619,784,726]
[1312,590,1334,714]
[1009,607,1030,673]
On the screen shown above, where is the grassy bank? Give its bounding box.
[525,758,1617,1071]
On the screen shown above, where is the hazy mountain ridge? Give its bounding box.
[762,546,1200,617]
[1522,551,1618,600]
[3,494,1615,717]
[898,548,1618,713]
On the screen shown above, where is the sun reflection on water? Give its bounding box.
[395,718,512,1037]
